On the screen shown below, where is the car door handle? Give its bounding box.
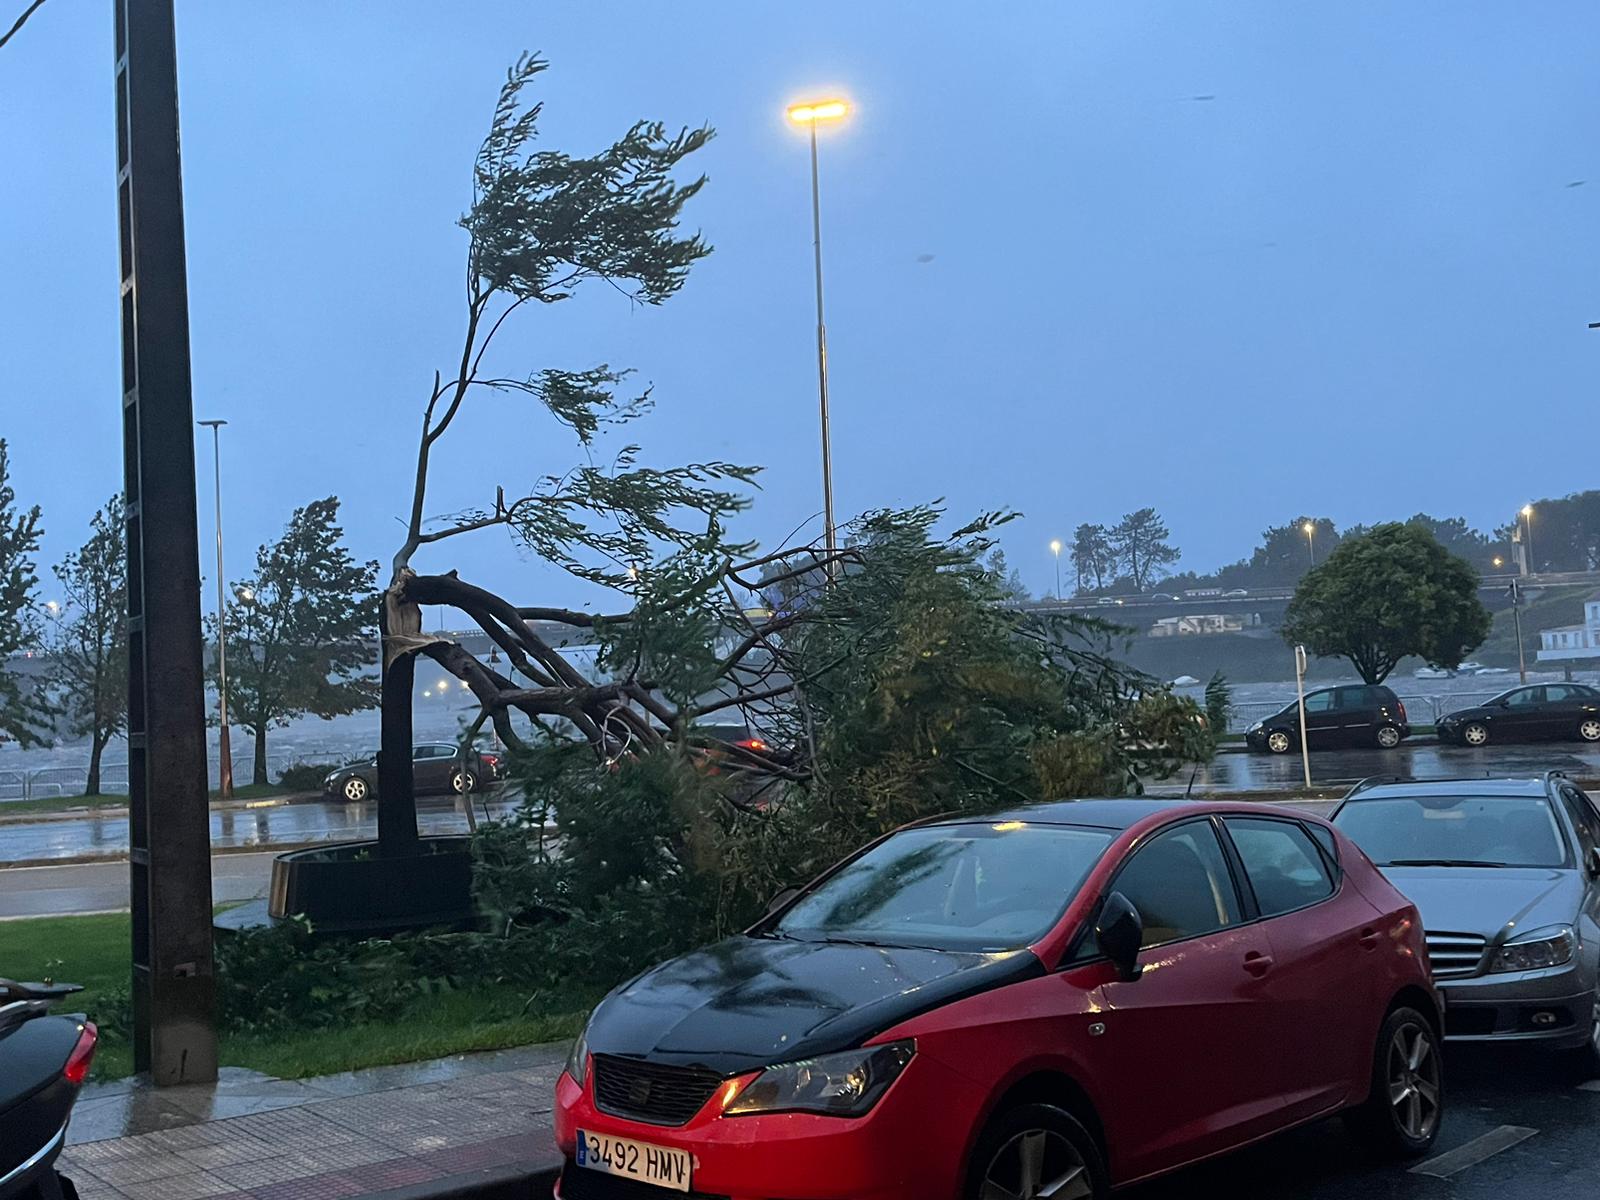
[1243,951,1273,977]
[1358,928,1381,950]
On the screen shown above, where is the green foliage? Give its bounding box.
[1109,507,1180,591]
[1070,522,1113,593]
[213,497,379,784]
[1283,522,1492,684]
[0,438,45,747]
[46,496,127,792]
[1205,670,1233,734]
[277,761,329,791]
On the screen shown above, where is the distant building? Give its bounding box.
[1536,591,1600,661]
[1149,612,1254,637]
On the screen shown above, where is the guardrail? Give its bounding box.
[0,750,351,803]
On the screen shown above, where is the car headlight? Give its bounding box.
[1491,926,1577,973]
[724,1040,914,1118]
[1247,721,1262,733]
[565,1022,591,1088]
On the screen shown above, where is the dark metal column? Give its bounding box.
[114,0,218,1084]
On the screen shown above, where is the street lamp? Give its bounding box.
[1049,539,1063,601]
[1493,556,1504,569]
[786,96,850,574]
[198,418,233,800]
[1302,521,1316,565]
[1520,504,1535,575]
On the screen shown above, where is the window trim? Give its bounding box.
[1064,817,1250,965]
[1216,814,1343,922]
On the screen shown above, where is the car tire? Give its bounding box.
[1563,993,1600,1080]
[1266,730,1293,755]
[451,770,477,794]
[1462,721,1490,747]
[341,776,370,802]
[1578,718,1600,744]
[966,1102,1108,1200]
[1375,724,1402,749]
[1344,1006,1442,1158]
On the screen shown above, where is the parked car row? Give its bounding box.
[1245,681,1600,754]
[551,770,1600,1199]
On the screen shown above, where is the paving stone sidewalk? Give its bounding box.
[59,1043,567,1200]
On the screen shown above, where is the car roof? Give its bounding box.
[1343,775,1557,801]
[923,798,1296,832]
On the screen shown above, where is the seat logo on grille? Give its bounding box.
[626,1078,654,1107]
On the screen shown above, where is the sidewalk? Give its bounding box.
[61,1044,566,1200]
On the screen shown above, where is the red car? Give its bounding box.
[553,800,1442,1200]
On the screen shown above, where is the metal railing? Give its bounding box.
[0,750,351,803]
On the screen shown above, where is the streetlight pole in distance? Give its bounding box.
[1303,521,1316,565]
[198,419,232,800]
[1521,504,1535,576]
[786,97,849,575]
[1049,539,1063,601]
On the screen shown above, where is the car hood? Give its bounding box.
[1378,866,1583,940]
[584,935,1043,1077]
[1438,706,1495,722]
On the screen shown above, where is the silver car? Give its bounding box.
[1331,773,1600,1072]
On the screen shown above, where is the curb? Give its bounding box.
[362,1162,559,1200]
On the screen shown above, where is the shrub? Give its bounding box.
[277,761,329,792]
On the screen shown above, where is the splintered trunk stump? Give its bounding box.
[377,597,421,858]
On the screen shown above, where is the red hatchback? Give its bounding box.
[553,800,1442,1200]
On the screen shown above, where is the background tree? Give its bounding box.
[1496,492,1600,573]
[1070,523,1112,593]
[0,439,44,747]
[1282,523,1490,683]
[46,496,126,793]
[1110,507,1180,591]
[1404,513,1503,571]
[215,497,379,785]
[985,547,1031,602]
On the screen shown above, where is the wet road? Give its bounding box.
[1133,1045,1600,1200]
[0,794,518,865]
[1182,739,1600,793]
[0,852,277,919]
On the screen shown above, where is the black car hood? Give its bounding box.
[585,935,1043,1077]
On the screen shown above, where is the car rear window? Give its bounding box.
[1224,818,1335,915]
[773,822,1115,952]
[1333,795,1570,868]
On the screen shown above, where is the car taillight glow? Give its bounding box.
[1397,700,1408,722]
[64,1022,98,1085]
[737,738,770,753]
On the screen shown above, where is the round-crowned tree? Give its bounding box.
[1282,522,1490,684]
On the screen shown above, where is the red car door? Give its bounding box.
[1220,816,1379,1121]
[1086,819,1286,1181]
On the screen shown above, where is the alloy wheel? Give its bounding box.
[1267,731,1292,754]
[980,1129,1092,1200]
[1387,1022,1440,1142]
[1376,726,1401,749]
[343,777,369,802]
[1579,719,1600,743]
[1463,723,1489,746]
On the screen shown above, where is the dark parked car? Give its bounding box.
[1245,684,1411,754]
[1437,684,1600,747]
[1332,773,1600,1073]
[322,741,501,802]
[554,800,1442,1200]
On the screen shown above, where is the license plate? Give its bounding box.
[575,1129,693,1193]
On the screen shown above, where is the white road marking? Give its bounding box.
[1408,1125,1538,1178]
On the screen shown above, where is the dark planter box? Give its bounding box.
[268,837,476,935]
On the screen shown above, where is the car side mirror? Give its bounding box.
[1096,891,1145,982]
[764,886,801,916]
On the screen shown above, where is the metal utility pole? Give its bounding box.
[114,0,218,1083]
[1510,579,1527,684]
[1294,644,1312,790]
[198,419,233,799]
[806,120,837,570]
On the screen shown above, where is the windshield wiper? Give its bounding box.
[1383,858,1512,868]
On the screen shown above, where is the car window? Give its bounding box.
[1505,688,1544,708]
[1303,691,1335,714]
[1338,687,1371,709]
[1225,818,1335,915]
[1333,795,1569,868]
[1107,822,1242,949]
[1558,788,1600,859]
[1546,685,1578,702]
[773,822,1114,952]
[1305,822,1339,866]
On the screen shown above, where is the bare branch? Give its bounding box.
[0,0,46,53]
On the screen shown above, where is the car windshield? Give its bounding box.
[770,822,1114,952]
[1334,795,1570,869]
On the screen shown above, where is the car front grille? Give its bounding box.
[591,1055,723,1127]
[1426,931,1487,979]
[559,1165,728,1200]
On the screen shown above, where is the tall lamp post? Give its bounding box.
[786,98,849,571]
[1049,539,1063,601]
[198,419,232,799]
[1520,504,1535,576]
[1303,521,1316,565]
